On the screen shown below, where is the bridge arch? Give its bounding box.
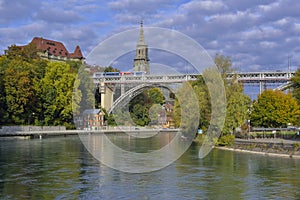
[108,83,175,114]
[274,82,292,91]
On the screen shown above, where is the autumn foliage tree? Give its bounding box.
[251,90,300,128]
[0,44,82,128]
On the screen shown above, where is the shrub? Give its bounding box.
[217,134,235,146]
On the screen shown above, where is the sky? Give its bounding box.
[1,0,300,72]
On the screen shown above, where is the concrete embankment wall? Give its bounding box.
[227,139,300,157]
[0,126,66,133]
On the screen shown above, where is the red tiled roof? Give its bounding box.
[69,45,84,59]
[30,37,84,59]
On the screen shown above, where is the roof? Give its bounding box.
[82,109,103,115]
[30,37,84,59]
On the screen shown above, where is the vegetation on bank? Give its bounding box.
[0,45,85,129]
[1,44,299,142]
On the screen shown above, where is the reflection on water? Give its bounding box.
[79,132,192,173]
[0,135,299,199]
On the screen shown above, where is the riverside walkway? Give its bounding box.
[0,128,180,139]
[235,138,300,144]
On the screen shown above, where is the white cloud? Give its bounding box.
[180,0,226,12]
[259,1,280,12]
[259,41,277,48]
[34,8,82,23]
[0,0,299,72]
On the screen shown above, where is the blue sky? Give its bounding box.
[1,0,300,72]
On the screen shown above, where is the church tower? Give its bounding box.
[133,20,150,74]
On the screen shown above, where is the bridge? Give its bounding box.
[93,71,294,84]
[92,71,294,112]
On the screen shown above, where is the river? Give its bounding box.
[0,135,299,199]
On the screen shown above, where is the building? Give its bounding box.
[133,20,150,74]
[22,37,84,62]
[81,109,105,130]
[162,103,175,129]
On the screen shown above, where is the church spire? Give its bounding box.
[138,20,145,45]
[133,20,150,74]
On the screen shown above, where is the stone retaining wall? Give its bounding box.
[232,140,300,156]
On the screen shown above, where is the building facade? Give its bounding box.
[22,37,84,62]
[77,109,105,130]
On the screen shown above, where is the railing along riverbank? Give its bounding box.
[217,138,300,158]
[0,127,180,139]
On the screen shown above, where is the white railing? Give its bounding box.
[93,71,295,84]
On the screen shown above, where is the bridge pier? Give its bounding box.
[259,82,267,94]
[121,84,125,96]
[99,82,114,111]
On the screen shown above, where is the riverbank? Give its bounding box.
[216,138,300,159]
[0,128,180,139]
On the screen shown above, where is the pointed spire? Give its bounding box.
[138,19,145,45]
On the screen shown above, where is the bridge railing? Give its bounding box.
[93,71,294,84]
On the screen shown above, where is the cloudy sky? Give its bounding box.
[1,0,299,72]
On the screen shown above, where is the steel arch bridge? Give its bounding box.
[93,71,295,111]
[108,83,175,114]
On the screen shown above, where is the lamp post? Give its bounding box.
[32,112,35,125]
[247,119,251,140]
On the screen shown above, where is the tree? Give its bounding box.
[147,88,164,105]
[38,62,77,127]
[0,56,9,125]
[76,66,95,113]
[128,87,164,126]
[173,82,199,138]
[214,54,234,81]
[190,76,211,133]
[174,54,249,138]
[3,59,39,124]
[214,54,249,135]
[104,66,120,72]
[5,43,39,61]
[291,67,300,103]
[223,82,251,134]
[0,44,48,125]
[251,90,300,127]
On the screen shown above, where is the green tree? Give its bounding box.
[214,54,249,135]
[251,90,300,127]
[5,43,39,62]
[76,66,95,113]
[147,88,164,105]
[38,62,77,127]
[3,59,38,124]
[0,44,48,125]
[214,54,234,81]
[104,66,120,72]
[128,87,164,126]
[223,82,251,134]
[0,56,9,125]
[192,76,211,133]
[173,82,199,138]
[291,67,300,103]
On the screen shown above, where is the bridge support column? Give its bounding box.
[99,82,114,111]
[121,84,125,96]
[259,82,267,94]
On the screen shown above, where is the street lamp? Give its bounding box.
[247,119,251,140]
